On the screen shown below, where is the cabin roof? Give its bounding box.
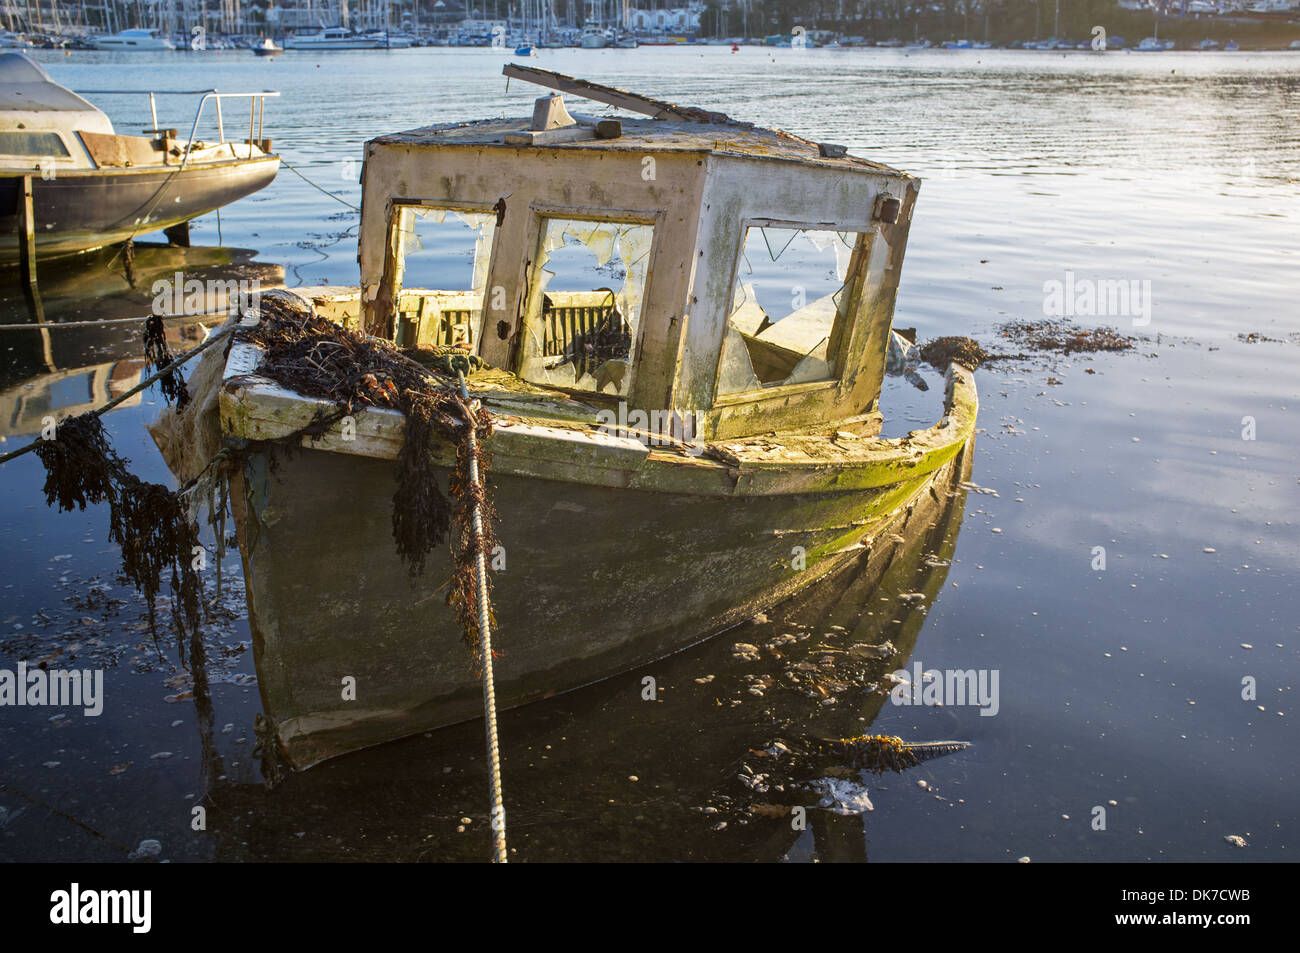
[0,53,107,117]
[371,117,908,176]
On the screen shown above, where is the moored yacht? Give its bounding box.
[579,24,609,48]
[88,28,176,51]
[0,53,279,264]
[284,27,386,50]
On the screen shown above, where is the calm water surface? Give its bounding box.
[0,48,1296,862]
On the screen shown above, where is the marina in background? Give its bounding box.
[0,1,1298,51]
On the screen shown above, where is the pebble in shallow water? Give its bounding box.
[128,839,162,861]
[849,641,896,659]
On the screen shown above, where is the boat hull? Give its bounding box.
[0,155,280,263]
[88,41,175,51]
[284,38,387,50]
[209,363,977,769]
[203,440,975,861]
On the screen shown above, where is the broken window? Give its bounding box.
[717,226,867,396]
[518,218,653,398]
[389,205,497,348]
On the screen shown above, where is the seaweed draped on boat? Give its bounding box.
[237,295,499,660]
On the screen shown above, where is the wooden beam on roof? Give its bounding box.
[502,65,733,124]
[504,125,598,146]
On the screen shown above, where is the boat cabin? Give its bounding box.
[356,67,919,440]
[0,53,276,177]
[0,53,114,174]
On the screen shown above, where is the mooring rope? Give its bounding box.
[0,312,213,331]
[0,323,236,467]
[280,158,362,212]
[457,368,507,863]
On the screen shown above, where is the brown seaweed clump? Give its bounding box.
[240,296,498,661]
[33,414,202,651]
[921,319,1136,371]
[999,319,1135,354]
[919,336,992,370]
[827,734,969,774]
[766,734,971,776]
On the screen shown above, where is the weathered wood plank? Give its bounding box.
[503,64,710,122]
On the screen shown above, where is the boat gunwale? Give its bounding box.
[216,336,978,496]
[2,151,282,179]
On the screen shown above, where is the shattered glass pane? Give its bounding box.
[717,325,761,394]
[519,218,653,397]
[717,227,866,396]
[391,205,497,346]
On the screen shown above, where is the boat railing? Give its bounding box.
[73,88,280,167]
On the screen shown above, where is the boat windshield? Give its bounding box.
[517,217,653,398]
[0,131,70,157]
[717,226,865,396]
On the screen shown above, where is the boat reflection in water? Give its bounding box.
[0,242,283,437]
[202,440,973,862]
[0,240,283,325]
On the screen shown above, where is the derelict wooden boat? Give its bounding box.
[155,67,978,770]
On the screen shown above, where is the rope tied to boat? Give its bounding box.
[456,369,508,863]
[279,158,363,212]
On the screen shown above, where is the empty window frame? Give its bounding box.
[518,217,653,398]
[717,226,867,396]
[388,204,497,347]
